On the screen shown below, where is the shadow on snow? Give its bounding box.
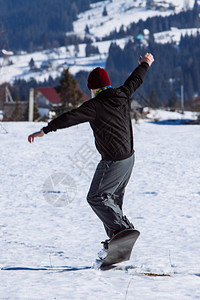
[1,265,91,272]
[148,119,199,125]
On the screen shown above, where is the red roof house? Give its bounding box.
[35,87,63,118]
[36,87,61,104]
[35,87,88,118]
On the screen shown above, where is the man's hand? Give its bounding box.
[28,130,44,143]
[139,53,154,67]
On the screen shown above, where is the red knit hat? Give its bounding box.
[87,67,111,90]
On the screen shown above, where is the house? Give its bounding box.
[35,87,63,118]
[0,84,28,121]
[35,87,89,119]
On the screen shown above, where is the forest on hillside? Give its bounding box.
[105,32,200,108]
[7,29,200,110]
[0,0,103,51]
[5,30,200,110]
[103,3,200,41]
[1,2,200,110]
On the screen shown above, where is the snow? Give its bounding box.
[154,27,200,45]
[73,0,195,39]
[0,110,200,299]
[145,108,199,122]
[2,49,14,56]
[0,37,131,85]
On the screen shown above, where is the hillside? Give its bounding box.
[0,0,103,51]
[1,26,200,105]
[72,0,195,39]
[1,0,200,107]
[0,0,195,51]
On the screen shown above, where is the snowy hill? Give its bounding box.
[1,26,200,86]
[0,39,123,85]
[72,0,195,39]
[0,0,198,86]
[0,118,200,299]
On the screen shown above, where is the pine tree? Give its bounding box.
[75,70,90,97]
[193,0,199,12]
[33,102,41,121]
[70,2,78,20]
[55,68,83,111]
[85,24,90,35]
[168,90,179,110]
[29,58,36,70]
[11,97,24,121]
[102,6,108,17]
[192,57,200,94]
[149,88,159,108]
[85,42,99,57]
[146,0,154,10]
[186,74,194,100]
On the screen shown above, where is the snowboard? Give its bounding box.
[100,229,140,269]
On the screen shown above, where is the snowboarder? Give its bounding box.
[28,53,154,240]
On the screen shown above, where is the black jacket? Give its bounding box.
[43,62,149,161]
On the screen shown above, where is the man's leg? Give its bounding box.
[87,154,134,238]
[103,156,135,237]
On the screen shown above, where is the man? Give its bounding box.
[28,53,154,242]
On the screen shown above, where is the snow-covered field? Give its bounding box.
[0,113,200,299]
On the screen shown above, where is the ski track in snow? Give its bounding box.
[0,118,200,299]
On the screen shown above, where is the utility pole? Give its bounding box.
[181,84,184,112]
[29,88,34,121]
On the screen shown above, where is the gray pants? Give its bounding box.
[87,154,135,238]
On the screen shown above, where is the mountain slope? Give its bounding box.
[72,0,195,39]
[0,0,104,51]
[0,0,198,85]
[1,0,200,106]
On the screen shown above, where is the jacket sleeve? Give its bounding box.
[120,62,149,99]
[42,99,96,134]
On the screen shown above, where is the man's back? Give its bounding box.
[90,87,133,161]
[41,62,149,161]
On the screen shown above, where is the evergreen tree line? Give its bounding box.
[105,33,200,108]
[0,0,103,51]
[103,5,200,42]
[8,76,62,102]
[5,69,89,105]
[0,73,87,104]
[1,69,86,120]
[5,30,200,110]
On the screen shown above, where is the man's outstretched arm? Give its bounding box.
[28,98,96,143]
[138,53,154,66]
[28,129,44,143]
[121,53,154,99]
